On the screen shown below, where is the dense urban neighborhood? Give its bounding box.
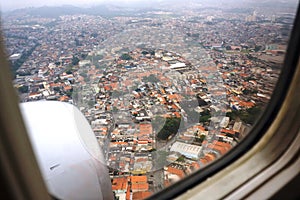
[2,1,296,199]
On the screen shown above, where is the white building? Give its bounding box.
[220,117,230,128]
[170,141,202,159]
[233,121,242,132]
[170,62,188,71]
[9,53,22,60]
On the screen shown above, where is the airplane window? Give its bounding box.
[1,0,299,199]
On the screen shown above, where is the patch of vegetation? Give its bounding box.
[157,117,181,140]
[226,106,263,125]
[194,134,206,144]
[18,85,29,93]
[120,53,133,60]
[72,56,80,65]
[243,89,258,95]
[199,109,211,123]
[176,156,185,162]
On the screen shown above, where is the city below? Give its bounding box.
[2,1,297,199]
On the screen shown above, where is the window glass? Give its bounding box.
[1,0,298,199]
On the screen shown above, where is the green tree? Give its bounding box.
[254,45,262,52]
[199,115,211,123]
[226,111,238,120]
[66,70,73,74]
[199,109,211,123]
[176,156,185,162]
[150,50,155,55]
[226,46,232,50]
[157,117,181,140]
[72,56,80,65]
[112,106,118,112]
[141,50,148,55]
[18,85,29,93]
[120,53,133,60]
[81,53,87,59]
[241,106,262,125]
[226,106,262,125]
[65,90,73,97]
[195,134,206,143]
[53,87,60,92]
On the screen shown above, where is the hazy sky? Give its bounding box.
[1,0,298,12]
[0,0,145,11]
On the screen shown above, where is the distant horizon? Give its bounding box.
[0,0,150,12]
[1,0,298,13]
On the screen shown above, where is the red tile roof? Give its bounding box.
[131,183,149,191]
[139,123,153,135]
[167,166,185,178]
[132,191,152,200]
[220,129,235,135]
[131,176,147,183]
[112,177,128,191]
